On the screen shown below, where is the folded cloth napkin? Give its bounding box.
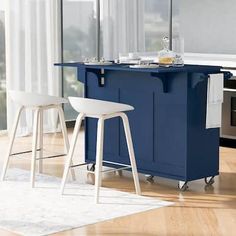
[206,73,224,129]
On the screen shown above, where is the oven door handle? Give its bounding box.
[223,88,236,92]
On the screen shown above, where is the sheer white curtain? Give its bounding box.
[5,0,61,135]
[101,0,145,60]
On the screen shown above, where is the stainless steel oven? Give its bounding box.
[221,76,236,139]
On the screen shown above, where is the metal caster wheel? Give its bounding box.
[146,175,154,183]
[178,181,189,191]
[87,163,95,172]
[204,176,215,186]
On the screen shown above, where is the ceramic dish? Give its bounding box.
[84,61,113,66]
[129,64,159,69]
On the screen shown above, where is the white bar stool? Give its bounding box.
[61,97,141,203]
[1,90,76,187]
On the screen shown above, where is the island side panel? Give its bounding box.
[186,73,220,180]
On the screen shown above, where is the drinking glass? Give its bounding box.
[172,37,184,67]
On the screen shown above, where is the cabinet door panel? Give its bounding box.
[119,90,154,167]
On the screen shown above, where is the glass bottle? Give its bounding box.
[158,37,175,66]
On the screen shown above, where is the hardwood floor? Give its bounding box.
[0,129,235,236]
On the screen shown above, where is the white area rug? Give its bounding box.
[0,168,173,236]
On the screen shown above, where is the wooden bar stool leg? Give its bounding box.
[58,106,76,181]
[31,108,40,188]
[38,109,43,173]
[95,117,105,204]
[60,113,84,194]
[1,106,24,181]
[120,113,141,195]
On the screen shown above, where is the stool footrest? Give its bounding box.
[10,149,41,156]
[102,160,131,168]
[70,163,88,168]
[36,154,67,160]
[69,161,131,174]
[10,150,66,160]
[101,166,131,173]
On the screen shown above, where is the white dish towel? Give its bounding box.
[206,73,224,129]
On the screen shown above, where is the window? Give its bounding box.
[144,0,169,51]
[100,0,170,60]
[62,0,96,121]
[0,3,6,131]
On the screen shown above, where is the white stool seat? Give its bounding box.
[69,97,134,116]
[9,90,68,107]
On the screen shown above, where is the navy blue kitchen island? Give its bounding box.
[56,63,229,189]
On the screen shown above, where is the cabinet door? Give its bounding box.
[119,89,155,167]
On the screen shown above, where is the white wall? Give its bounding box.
[179,0,236,54]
